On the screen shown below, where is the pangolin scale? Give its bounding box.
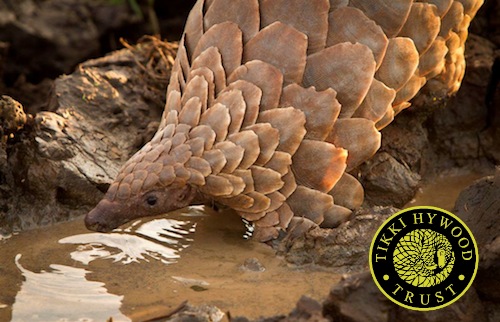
[85,0,484,241]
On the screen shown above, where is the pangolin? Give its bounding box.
[85,0,484,241]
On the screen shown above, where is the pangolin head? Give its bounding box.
[85,125,205,232]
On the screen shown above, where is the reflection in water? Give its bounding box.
[59,218,196,265]
[13,254,130,322]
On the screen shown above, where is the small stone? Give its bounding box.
[239,257,265,272]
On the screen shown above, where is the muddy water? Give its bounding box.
[405,170,491,211]
[0,206,339,322]
[0,169,492,321]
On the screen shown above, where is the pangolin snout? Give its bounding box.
[85,199,123,232]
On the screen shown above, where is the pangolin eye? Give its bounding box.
[146,195,157,206]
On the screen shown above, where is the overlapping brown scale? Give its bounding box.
[280,84,340,141]
[439,1,464,39]
[264,151,292,176]
[243,22,307,85]
[370,104,388,129]
[329,0,348,10]
[279,170,297,198]
[170,144,192,165]
[170,132,188,149]
[232,169,254,194]
[164,110,179,127]
[303,42,376,118]
[266,191,286,213]
[250,166,284,195]
[327,7,389,68]
[348,0,413,37]
[327,118,381,170]
[214,90,246,134]
[189,124,216,150]
[176,38,191,89]
[393,74,427,106]
[222,80,262,128]
[252,226,280,242]
[287,186,334,224]
[130,179,144,195]
[218,194,254,210]
[227,130,260,169]
[258,107,306,155]
[228,60,283,111]
[218,173,246,197]
[456,0,484,17]
[187,68,214,109]
[276,203,294,229]
[375,37,419,91]
[143,172,160,191]
[417,36,448,78]
[254,210,280,227]
[161,124,176,140]
[185,156,211,177]
[181,75,209,112]
[202,149,226,175]
[188,169,206,186]
[393,102,412,115]
[191,47,226,95]
[192,22,243,77]
[328,173,364,210]
[245,123,279,166]
[199,103,230,142]
[200,175,233,196]
[174,164,191,184]
[116,183,131,200]
[260,0,329,54]
[185,137,204,157]
[183,0,204,58]
[204,0,259,44]
[321,204,352,228]
[353,79,396,124]
[292,139,347,193]
[159,166,176,186]
[418,0,453,17]
[239,191,271,214]
[165,90,182,114]
[213,141,244,173]
[178,97,202,127]
[398,3,441,55]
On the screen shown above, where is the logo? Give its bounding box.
[369,206,478,311]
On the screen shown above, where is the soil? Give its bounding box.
[0,0,499,321]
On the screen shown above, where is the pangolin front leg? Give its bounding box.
[85,0,484,242]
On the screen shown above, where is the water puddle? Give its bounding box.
[0,206,339,321]
[406,169,492,211]
[13,254,128,322]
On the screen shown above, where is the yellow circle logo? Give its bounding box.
[369,206,478,311]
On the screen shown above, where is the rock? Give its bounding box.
[240,258,265,272]
[323,271,392,322]
[167,302,224,322]
[277,207,397,270]
[232,296,326,322]
[0,0,100,81]
[322,271,488,322]
[0,38,177,232]
[454,169,500,302]
[360,152,421,207]
[0,96,27,138]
